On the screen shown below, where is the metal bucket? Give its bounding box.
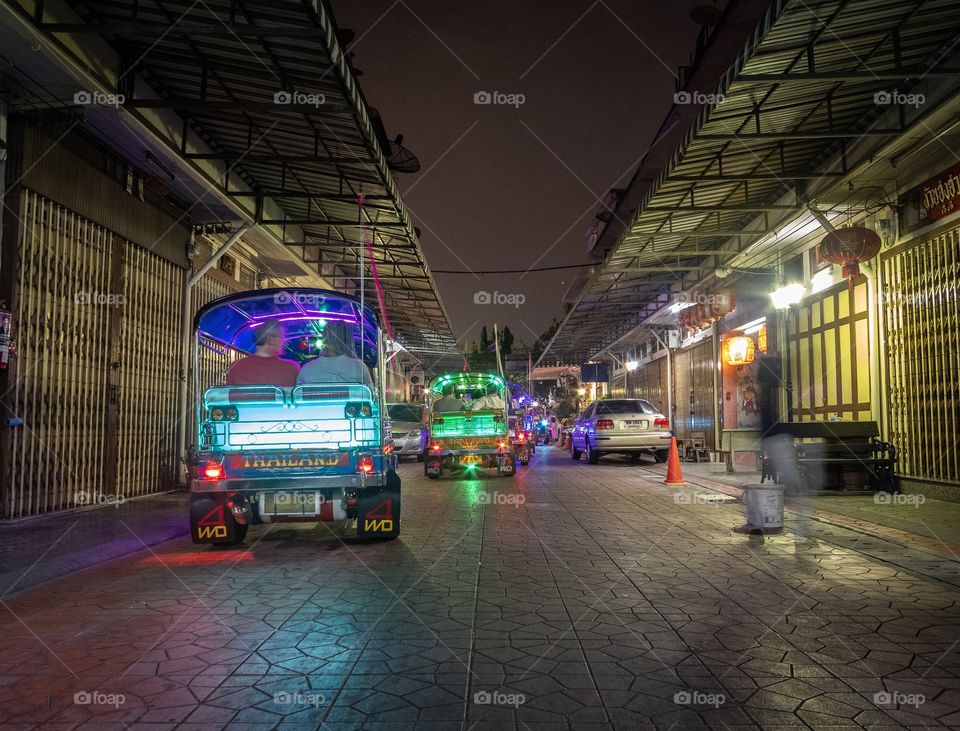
[742,483,784,529]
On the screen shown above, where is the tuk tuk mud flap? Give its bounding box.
[357,469,401,539]
[190,493,239,544]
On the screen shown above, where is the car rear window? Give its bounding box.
[595,400,653,415]
[388,404,422,422]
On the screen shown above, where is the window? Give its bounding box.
[596,400,653,415]
[387,404,422,422]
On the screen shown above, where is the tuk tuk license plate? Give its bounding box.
[229,452,349,470]
[459,455,484,466]
[624,420,648,429]
[263,491,320,514]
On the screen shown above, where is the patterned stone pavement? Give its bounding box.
[0,447,959,730]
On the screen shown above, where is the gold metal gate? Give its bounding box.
[115,243,184,498]
[881,229,960,485]
[2,190,188,518]
[4,191,114,516]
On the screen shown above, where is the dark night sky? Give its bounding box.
[332,0,715,350]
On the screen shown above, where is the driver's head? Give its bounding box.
[442,385,454,397]
[323,321,354,357]
[254,319,283,356]
[486,384,499,396]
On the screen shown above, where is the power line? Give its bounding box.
[432,263,593,275]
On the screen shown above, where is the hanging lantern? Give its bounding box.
[709,291,736,319]
[817,224,881,290]
[723,335,756,366]
[757,322,767,353]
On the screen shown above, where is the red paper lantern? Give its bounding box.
[817,225,881,290]
[722,336,756,366]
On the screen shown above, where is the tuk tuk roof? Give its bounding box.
[428,371,505,393]
[194,288,380,366]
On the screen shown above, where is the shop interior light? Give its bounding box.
[577,388,586,397]
[626,361,639,371]
[770,282,806,309]
[741,317,766,335]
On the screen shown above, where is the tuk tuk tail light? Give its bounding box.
[430,442,442,452]
[344,404,358,418]
[357,454,374,474]
[360,403,372,417]
[209,407,224,421]
[225,406,239,421]
[596,419,615,430]
[498,441,507,449]
[202,461,223,480]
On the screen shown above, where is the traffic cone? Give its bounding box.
[663,436,686,485]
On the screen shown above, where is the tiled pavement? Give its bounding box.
[0,448,959,729]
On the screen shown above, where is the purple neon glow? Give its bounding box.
[249,315,357,325]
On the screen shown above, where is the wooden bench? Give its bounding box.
[760,421,899,493]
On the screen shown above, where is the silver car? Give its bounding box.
[387,403,429,461]
[570,399,672,464]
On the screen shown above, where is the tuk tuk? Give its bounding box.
[424,372,516,478]
[188,288,400,544]
[508,409,535,465]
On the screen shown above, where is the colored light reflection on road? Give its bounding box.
[140,550,255,565]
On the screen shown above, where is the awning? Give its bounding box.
[8,0,461,372]
[538,0,960,366]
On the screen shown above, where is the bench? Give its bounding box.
[760,421,898,493]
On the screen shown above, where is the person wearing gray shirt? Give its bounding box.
[298,320,374,389]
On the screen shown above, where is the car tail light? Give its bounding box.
[596,419,615,429]
[654,417,670,429]
[357,454,374,474]
[202,461,223,480]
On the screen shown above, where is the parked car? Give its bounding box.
[387,403,428,461]
[570,399,672,464]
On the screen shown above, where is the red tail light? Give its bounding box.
[654,417,670,429]
[202,461,223,480]
[430,442,442,452]
[357,454,374,474]
[498,441,507,449]
[596,419,615,429]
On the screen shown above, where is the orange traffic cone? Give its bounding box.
[663,436,686,485]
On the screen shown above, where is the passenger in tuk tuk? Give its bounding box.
[298,320,374,388]
[226,319,299,387]
[473,384,505,411]
[434,385,464,412]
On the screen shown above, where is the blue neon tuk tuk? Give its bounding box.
[188,288,400,544]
